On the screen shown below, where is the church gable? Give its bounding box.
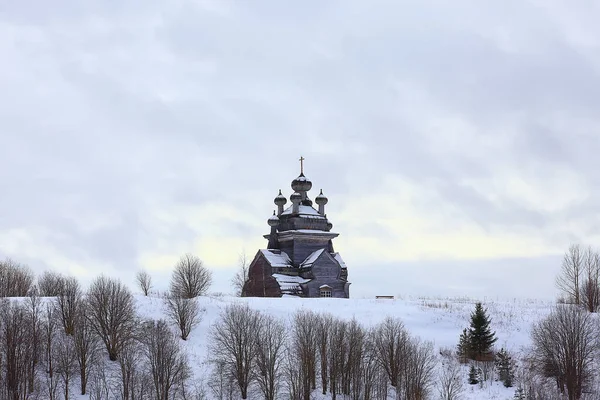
[300,250,347,298]
[242,250,282,297]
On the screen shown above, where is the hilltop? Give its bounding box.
[131,294,554,400]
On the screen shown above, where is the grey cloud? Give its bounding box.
[1,0,599,299]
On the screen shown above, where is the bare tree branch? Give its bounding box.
[164,294,202,340]
[86,276,136,361]
[555,244,583,305]
[231,252,249,297]
[170,254,212,299]
[136,270,152,296]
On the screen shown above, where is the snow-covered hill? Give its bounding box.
[132,294,555,400]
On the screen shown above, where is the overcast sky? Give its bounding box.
[1,0,599,300]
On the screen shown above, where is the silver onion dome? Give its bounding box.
[274,189,287,206]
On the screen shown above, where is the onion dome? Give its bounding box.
[291,173,312,193]
[290,191,302,203]
[274,189,287,206]
[315,189,328,205]
[267,211,280,227]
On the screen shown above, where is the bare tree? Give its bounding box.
[362,338,389,400]
[231,252,249,297]
[399,338,436,400]
[88,359,112,400]
[0,258,35,297]
[136,270,152,296]
[73,303,100,395]
[143,319,190,400]
[328,318,347,400]
[38,271,65,297]
[255,314,286,400]
[208,360,237,400]
[531,305,599,400]
[0,300,33,400]
[209,303,262,399]
[86,275,136,361]
[26,287,43,394]
[316,313,333,395]
[170,254,212,299]
[164,294,202,340]
[344,318,369,398]
[54,332,78,400]
[55,276,82,335]
[116,337,147,400]
[282,342,303,400]
[556,244,584,305]
[580,246,600,313]
[438,356,464,400]
[41,304,60,400]
[371,316,409,388]
[291,310,319,400]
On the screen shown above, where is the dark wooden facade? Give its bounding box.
[243,252,282,297]
[242,168,350,298]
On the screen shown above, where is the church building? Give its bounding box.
[243,159,350,298]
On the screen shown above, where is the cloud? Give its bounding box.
[1,0,599,299]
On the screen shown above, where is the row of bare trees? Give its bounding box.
[0,258,35,297]
[208,305,436,400]
[555,244,600,312]
[0,273,203,400]
[521,304,600,400]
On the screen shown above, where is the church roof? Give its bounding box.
[333,252,347,269]
[259,249,291,267]
[300,248,326,269]
[281,204,325,219]
[272,273,310,296]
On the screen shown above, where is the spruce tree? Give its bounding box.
[495,348,515,387]
[468,364,480,385]
[456,328,470,363]
[513,387,525,400]
[468,302,497,360]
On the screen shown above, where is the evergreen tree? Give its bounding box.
[468,364,480,385]
[468,302,497,360]
[456,328,470,363]
[513,387,525,400]
[495,348,515,387]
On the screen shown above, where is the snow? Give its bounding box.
[272,273,311,284]
[272,273,311,295]
[29,294,557,400]
[332,252,347,269]
[300,248,325,268]
[285,229,332,234]
[137,295,553,400]
[281,204,324,218]
[259,249,291,267]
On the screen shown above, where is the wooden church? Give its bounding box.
[242,159,350,298]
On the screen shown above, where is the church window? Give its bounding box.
[320,285,332,298]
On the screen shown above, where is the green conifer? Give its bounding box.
[495,348,515,387]
[468,364,480,385]
[468,302,497,360]
[456,328,470,363]
[513,387,525,399]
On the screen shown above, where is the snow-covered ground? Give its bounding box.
[131,294,555,400]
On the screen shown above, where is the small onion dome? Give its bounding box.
[268,211,280,227]
[290,191,302,203]
[291,173,312,193]
[274,189,287,206]
[315,189,328,205]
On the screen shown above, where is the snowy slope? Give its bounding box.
[130,294,554,400]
